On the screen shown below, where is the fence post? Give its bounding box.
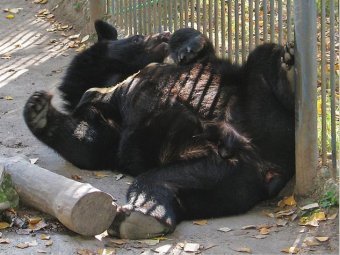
[89,0,106,32]
[294,1,318,195]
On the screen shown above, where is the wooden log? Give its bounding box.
[0,156,117,236]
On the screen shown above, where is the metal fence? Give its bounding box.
[106,1,339,183]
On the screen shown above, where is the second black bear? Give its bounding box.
[24,27,295,239]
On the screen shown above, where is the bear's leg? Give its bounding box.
[23,91,120,170]
[108,154,264,239]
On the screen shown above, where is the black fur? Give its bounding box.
[23,27,295,239]
[59,20,170,111]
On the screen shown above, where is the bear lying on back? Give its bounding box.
[24,25,295,239]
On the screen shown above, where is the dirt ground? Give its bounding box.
[0,0,338,254]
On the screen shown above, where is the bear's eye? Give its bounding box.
[132,35,144,44]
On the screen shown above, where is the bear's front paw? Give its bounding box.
[23,91,52,130]
[281,42,294,71]
[108,205,171,239]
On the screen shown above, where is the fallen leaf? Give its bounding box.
[0,222,10,229]
[231,247,252,253]
[37,249,48,254]
[115,174,124,181]
[266,212,275,218]
[259,227,270,235]
[29,219,48,230]
[138,239,159,246]
[3,8,23,14]
[28,216,42,224]
[282,195,296,206]
[4,96,13,100]
[275,208,296,218]
[16,229,32,235]
[93,172,110,178]
[68,34,80,40]
[30,158,39,164]
[315,236,329,242]
[276,219,288,227]
[97,248,115,255]
[40,234,50,240]
[6,14,15,19]
[0,238,11,244]
[16,242,29,249]
[27,240,38,247]
[193,219,208,225]
[218,227,232,232]
[81,35,90,43]
[281,247,299,254]
[311,211,326,221]
[110,239,128,245]
[154,244,172,253]
[241,225,256,230]
[34,0,48,4]
[304,237,320,246]
[300,203,319,210]
[77,249,96,255]
[71,174,82,181]
[327,213,337,220]
[183,243,200,252]
[45,240,53,246]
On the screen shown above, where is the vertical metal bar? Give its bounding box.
[124,0,128,34]
[179,0,183,29]
[153,0,158,33]
[329,0,338,174]
[321,0,327,165]
[234,0,240,63]
[116,0,120,28]
[263,0,268,42]
[169,0,173,31]
[270,0,274,42]
[159,0,163,32]
[133,0,137,34]
[148,0,152,33]
[202,0,207,35]
[191,0,195,28]
[241,0,246,62]
[214,0,219,55]
[255,0,260,46]
[287,0,292,42]
[294,0,318,195]
[221,0,226,58]
[278,0,283,44]
[196,0,201,31]
[184,0,189,27]
[129,0,133,34]
[174,0,178,30]
[249,0,253,51]
[163,0,168,31]
[226,0,231,59]
[144,0,148,33]
[209,0,213,40]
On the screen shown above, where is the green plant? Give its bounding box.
[319,189,339,208]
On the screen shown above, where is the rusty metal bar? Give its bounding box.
[174,0,178,30]
[294,0,318,195]
[184,0,189,28]
[179,0,184,28]
[196,0,201,31]
[278,0,283,44]
[329,0,338,174]
[221,0,226,58]
[202,0,207,35]
[191,0,195,28]
[234,0,240,63]
[208,0,213,40]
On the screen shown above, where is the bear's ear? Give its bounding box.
[94,20,118,41]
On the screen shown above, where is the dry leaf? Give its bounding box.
[115,174,124,180]
[184,243,200,252]
[93,172,110,178]
[231,247,252,253]
[27,240,38,247]
[81,35,90,43]
[155,244,172,253]
[4,96,13,100]
[69,34,80,40]
[77,249,96,255]
[315,236,329,242]
[304,237,320,246]
[259,227,270,235]
[40,234,50,240]
[97,248,115,255]
[37,249,48,254]
[28,216,42,224]
[6,14,15,19]
[218,227,232,232]
[71,174,82,181]
[241,225,256,230]
[275,208,296,218]
[45,240,53,246]
[327,213,337,220]
[34,0,48,4]
[138,239,159,246]
[266,212,275,218]
[0,238,11,244]
[276,219,288,227]
[30,158,39,164]
[193,219,208,225]
[0,222,10,229]
[281,247,299,254]
[282,195,297,206]
[110,239,127,245]
[29,219,48,230]
[16,242,29,249]
[311,211,326,221]
[4,8,22,14]
[300,203,319,211]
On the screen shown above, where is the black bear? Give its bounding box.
[23,26,295,239]
[59,20,170,111]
